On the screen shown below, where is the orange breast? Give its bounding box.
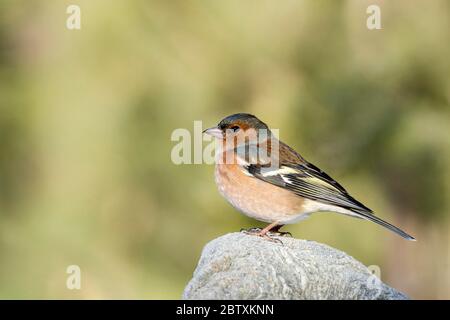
[215,163,305,223]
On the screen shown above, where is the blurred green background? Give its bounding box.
[0,0,449,299]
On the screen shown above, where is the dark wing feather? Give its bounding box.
[245,162,373,214]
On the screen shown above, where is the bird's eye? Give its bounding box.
[230,126,240,132]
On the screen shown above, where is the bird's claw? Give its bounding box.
[240,227,284,245]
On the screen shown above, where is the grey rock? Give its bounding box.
[183,233,408,300]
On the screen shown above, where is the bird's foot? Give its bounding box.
[258,233,284,244]
[240,227,283,244]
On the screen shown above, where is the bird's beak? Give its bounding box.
[203,126,223,139]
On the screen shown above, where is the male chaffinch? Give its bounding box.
[204,113,415,242]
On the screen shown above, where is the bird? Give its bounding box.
[203,113,415,242]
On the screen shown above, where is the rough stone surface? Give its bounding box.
[183,233,408,300]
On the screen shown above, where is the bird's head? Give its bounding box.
[203,113,270,144]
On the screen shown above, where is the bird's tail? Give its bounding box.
[351,209,416,241]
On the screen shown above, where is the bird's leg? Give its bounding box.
[249,222,283,244]
[241,222,287,243]
[257,221,279,236]
[268,224,292,237]
[241,223,276,237]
